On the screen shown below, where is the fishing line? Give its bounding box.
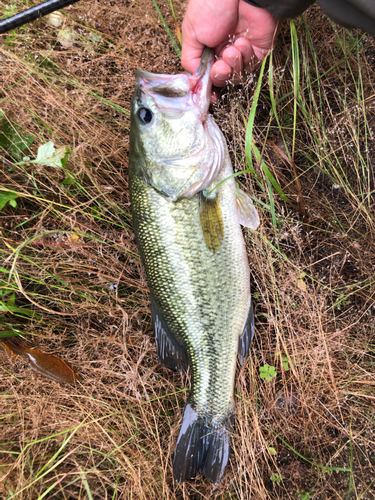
[0,0,81,34]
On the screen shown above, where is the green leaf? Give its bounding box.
[0,303,35,316]
[0,118,35,159]
[298,492,312,500]
[282,356,289,371]
[35,141,55,160]
[30,141,70,168]
[0,330,23,338]
[0,191,19,211]
[259,364,277,382]
[61,173,76,185]
[270,473,283,483]
[265,440,277,456]
[8,293,15,307]
[281,356,294,371]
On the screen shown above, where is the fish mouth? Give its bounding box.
[188,46,214,117]
[135,47,214,118]
[135,70,190,98]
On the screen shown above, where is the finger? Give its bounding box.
[210,87,219,104]
[233,37,257,72]
[222,45,243,76]
[210,59,232,87]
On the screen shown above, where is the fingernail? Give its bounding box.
[215,74,229,81]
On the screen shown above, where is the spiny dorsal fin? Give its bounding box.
[199,191,224,253]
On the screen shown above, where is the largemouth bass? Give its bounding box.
[129,48,259,484]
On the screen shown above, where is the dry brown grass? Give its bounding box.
[1,1,375,498]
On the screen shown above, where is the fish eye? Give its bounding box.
[137,107,153,125]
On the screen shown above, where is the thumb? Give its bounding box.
[181,18,205,74]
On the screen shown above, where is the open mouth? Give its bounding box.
[135,47,214,118]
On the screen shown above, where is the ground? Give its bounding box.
[0,1,374,499]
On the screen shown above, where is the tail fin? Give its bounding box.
[173,402,234,484]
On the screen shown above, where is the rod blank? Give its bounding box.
[0,0,81,34]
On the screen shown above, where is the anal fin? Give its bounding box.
[150,295,189,371]
[238,302,255,365]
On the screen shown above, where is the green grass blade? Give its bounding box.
[151,0,181,58]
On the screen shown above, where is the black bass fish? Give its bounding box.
[129,48,259,484]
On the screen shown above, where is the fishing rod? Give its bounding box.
[0,0,81,34]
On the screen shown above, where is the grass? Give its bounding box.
[1,0,375,498]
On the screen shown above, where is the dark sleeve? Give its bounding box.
[242,0,375,35]
[242,0,314,18]
[317,0,375,35]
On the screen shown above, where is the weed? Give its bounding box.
[266,441,277,456]
[16,140,70,169]
[259,364,277,382]
[281,356,291,371]
[298,492,312,500]
[0,190,18,210]
[270,472,283,483]
[0,114,34,159]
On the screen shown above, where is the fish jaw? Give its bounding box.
[188,46,214,121]
[134,47,214,122]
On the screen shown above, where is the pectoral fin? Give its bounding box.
[150,295,189,371]
[236,189,260,230]
[199,191,224,253]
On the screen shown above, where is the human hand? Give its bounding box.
[181,0,278,88]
